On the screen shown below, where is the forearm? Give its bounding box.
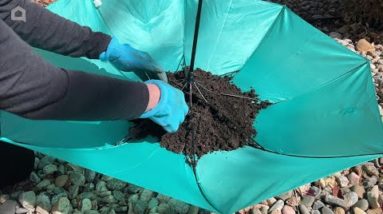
[0,0,110,58]
[0,20,148,121]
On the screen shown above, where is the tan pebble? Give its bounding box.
[354,207,367,214]
[357,39,375,54]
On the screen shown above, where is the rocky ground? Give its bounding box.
[1,0,383,214]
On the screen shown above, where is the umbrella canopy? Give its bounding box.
[1,0,383,213]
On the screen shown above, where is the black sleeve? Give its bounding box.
[0,0,111,59]
[0,19,149,121]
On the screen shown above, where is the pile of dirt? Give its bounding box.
[128,69,270,158]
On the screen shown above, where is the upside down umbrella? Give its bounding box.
[1,0,383,213]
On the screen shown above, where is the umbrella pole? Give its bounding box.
[188,0,203,107]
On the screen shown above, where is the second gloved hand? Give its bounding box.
[99,37,164,76]
[141,80,189,133]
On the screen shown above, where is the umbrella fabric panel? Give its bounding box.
[98,0,185,72]
[255,63,383,157]
[233,7,367,103]
[0,138,217,212]
[184,0,283,74]
[196,147,380,214]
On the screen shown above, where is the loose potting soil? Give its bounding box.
[128,69,270,158]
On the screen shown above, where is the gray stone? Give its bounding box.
[364,176,378,188]
[299,205,310,214]
[36,179,51,190]
[169,199,189,214]
[112,190,125,202]
[157,203,170,214]
[68,185,80,199]
[55,175,68,187]
[157,194,171,203]
[148,198,159,209]
[70,172,85,186]
[352,185,366,198]
[322,206,335,214]
[301,195,315,208]
[81,198,92,212]
[51,193,68,205]
[106,179,126,190]
[277,191,293,201]
[313,200,325,210]
[84,210,100,214]
[354,199,369,211]
[18,191,36,210]
[329,32,342,39]
[344,192,358,207]
[15,207,29,213]
[52,197,72,214]
[362,164,379,176]
[337,175,350,187]
[324,195,348,208]
[96,181,108,192]
[35,206,50,214]
[367,186,380,209]
[311,210,321,214]
[0,200,17,214]
[38,156,55,169]
[36,193,51,211]
[269,200,284,212]
[29,172,41,183]
[85,170,96,182]
[141,190,153,202]
[43,164,57,175]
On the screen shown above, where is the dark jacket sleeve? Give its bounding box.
[0,0,111,59]
[0,19,149,121]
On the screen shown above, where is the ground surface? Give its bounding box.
[1,0,383,214]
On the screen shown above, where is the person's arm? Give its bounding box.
[0,0,110,59]
[0,19,149,121]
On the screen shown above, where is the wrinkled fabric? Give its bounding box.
[1,1,383,214]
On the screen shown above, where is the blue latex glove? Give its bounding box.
[140,80,189,133]
[100,38,167,81]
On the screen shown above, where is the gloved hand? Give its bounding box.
[140,80,189,133]
[100,37,167,81]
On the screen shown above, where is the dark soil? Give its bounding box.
[127,69,270,158]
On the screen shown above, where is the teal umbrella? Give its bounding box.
[1,0,383,213]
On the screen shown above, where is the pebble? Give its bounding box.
[309,186,321,198]
[364,176,378,188]
[29,172,41,183]
[277,191,293,201]
[70,172,85,186]
[18,191,36,210]
[55,175,69,187]
[322,206,334,214]
[354,199,369,211]
[334,207,345,214]
[325,195,348,208]
[348,172,360,185]
[363,164,379,177]
[300,195,315,208]
[299,205,310,214]
[313,200,325,210]
[337,175,349,187]
[281,205,295,214]
[344,192,358,207]
[352,185,366,199]
[140,190,154,202]
[354,207,367,214]
[35,206,50,214]
[269,200,284,212]
[36,179,51,189]
[36,193,51,211]
[106,179,126,190]
[43,164,58,175]
[367,186,380,209]
[0,200,17,214]
[52,197,72,214]
[81,198,92,212]
[168,198,189,214]
[366,209,383,214]
[329,32,342,39]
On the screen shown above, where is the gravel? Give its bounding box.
[2,1,383,214]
